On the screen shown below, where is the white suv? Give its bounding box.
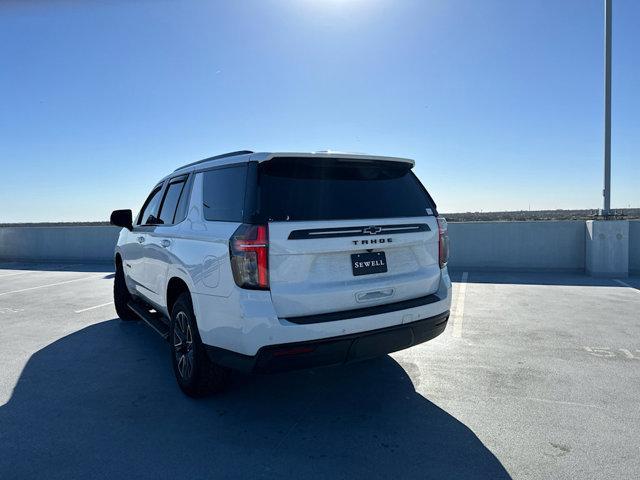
[110,151,452,396]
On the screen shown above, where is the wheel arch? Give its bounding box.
[166,276,191,316]
[114,251,123,268]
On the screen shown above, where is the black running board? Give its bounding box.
[127,301,170,341]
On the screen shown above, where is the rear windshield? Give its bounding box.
[256,158,435,222]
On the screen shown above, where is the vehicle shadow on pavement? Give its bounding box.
[0,320,511,480]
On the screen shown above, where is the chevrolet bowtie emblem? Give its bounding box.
[363,226,382,235]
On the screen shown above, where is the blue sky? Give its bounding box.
[1,0,638,222]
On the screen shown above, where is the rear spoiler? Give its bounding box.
[249,151,415,167]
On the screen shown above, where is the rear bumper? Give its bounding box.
[205,310,449,374]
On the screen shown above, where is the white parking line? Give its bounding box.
[613,279,640,293]
[0,275,98,297]
[74,301,114,314]
[489,394,600,409]
[451,272,469,338]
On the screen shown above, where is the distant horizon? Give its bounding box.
[2,0,638,222]
[1,207,639,227]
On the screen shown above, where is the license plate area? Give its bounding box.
[351,252,388,276]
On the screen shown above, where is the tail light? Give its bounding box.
[229,224,269,290]
[437,216,449,268]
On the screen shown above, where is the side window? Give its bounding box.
[158,177,187,225]
[202,165,247,222]
[137,185,163,226]
[173,174,193,224]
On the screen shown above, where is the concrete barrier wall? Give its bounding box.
[0,221,637,273]
[447,221,586,272]
[0,226,121,263]
[630,220,640,274]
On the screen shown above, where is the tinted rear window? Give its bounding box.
[173,174,193,224]
[257,158,434,222]
[158,178,186,225]
[202,165,247,222]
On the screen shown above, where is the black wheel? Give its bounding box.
[114,259,137,321]
[170,292,231,397]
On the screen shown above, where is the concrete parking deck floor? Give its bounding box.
[0,263,638,479]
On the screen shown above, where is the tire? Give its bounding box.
[170,292,231,397]
[114,260,137,321]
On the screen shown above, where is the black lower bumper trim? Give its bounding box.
[284,293,442,324]
[204,311,449,374]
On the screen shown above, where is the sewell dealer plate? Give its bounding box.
[351,251,388,276]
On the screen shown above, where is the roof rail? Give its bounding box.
[174,150,254,171]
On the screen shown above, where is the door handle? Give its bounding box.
[137,236,145,243]
[356,288,395,303]
[161,239,171,248]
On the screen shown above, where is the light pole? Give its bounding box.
[602,0,612,216]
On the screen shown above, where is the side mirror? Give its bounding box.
[110,209,133,230]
